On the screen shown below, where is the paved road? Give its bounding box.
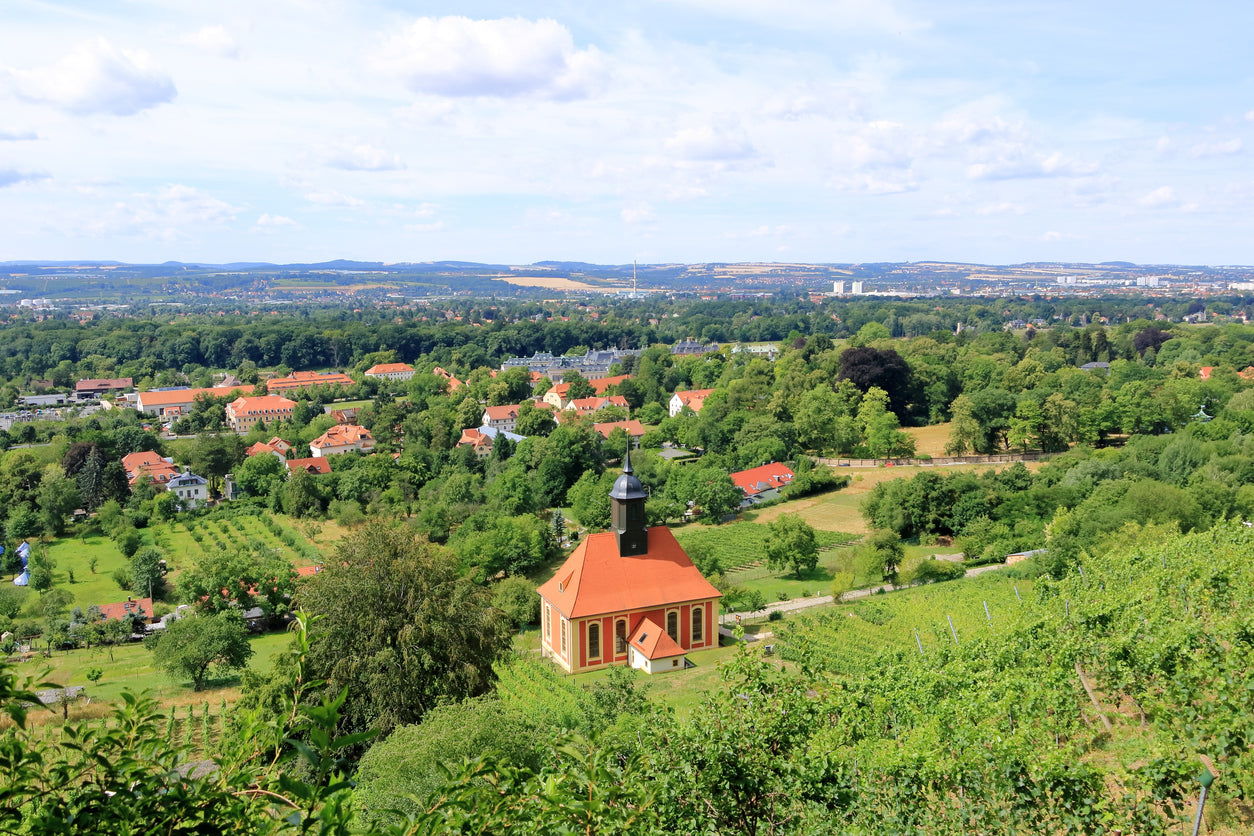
[718,562,1010,642]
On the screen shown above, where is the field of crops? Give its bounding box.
[778,572,1035,675]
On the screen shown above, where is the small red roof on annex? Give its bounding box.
[537,527,721,619]
[630,617,687,660]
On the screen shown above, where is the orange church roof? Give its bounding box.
[630,617,686,660]
[537,527,721,618]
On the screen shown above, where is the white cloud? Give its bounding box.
[86,184,239,240]
[833,120,913,170]
[660,0,925,35]
[1189,138,1242,158]
[0,168,49,188]
[976,202,1026,216]
[665,124,756,162]
[377,17,605,99]
[1246,110,1254,122]
[305,190,364,208]
[1140,186,1177,208]
[179,25,240,58]
[0,130,38,141]
[1040,230,1078,242]
[832,172,918,194]
[405,221,446,233]
[7,38,176,116]
[252,213,300,233]
[621,202,656,224]
[322,141,406,171]
[967,150,1094,181]
[1155,136,1174,154]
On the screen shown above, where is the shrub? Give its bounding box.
[767,610,783,622]
[777,591,790,602]
[112,567,133,591]
[910,558,966,585]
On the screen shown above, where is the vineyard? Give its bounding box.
[778,572,1035,675]
[762,522,1254,833]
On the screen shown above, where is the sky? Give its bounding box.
[1,1,1252,266]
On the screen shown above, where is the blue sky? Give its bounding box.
[1,1,1252,265]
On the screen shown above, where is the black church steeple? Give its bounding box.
[609,447,648,556]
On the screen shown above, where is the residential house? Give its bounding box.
[432,367,464,390]
[226,396,297,432]
[309,424,374,457]
[246,437,293,459]
[266,370,356,394]
[98,596,154,630]
[542,375,631,409]
[121,451,181,489]
[364,362,415,382]
[457,425,525,458]
[537,454,721,675]
[482,402,553,433]
[592,419,647,441]
[668,388,716,417]
[564,395,630,418]
[729,463,796,507]
[167,470,209,509]
[286,457,332,475]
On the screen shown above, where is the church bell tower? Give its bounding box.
[609,447,648,556]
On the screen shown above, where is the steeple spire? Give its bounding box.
[609,449,648,556]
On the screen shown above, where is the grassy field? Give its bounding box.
[9,629,292,727]
[747,459,1042,535]
[903,422,954,456]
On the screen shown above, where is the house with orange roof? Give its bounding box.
[668,388,717,417]
[309,424,374,457]
[226,395,297,432]
[266,370,356,393]
[592,419,647,440]
[564,395,630,417]
[537,453,721,674]
[247,437,292,459]
[121,451,181,489]
[432,367,464,390]
[97,596,154,626]
[730,462,796,507]
[481,402,554,433]
[543,375,631,409]
[364,362,415,382]
[286,457,332,475]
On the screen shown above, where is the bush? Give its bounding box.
[767,610,783,622]
[112,567,133,591]
[909,558,966,585]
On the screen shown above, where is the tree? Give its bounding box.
[838,345,913,420]
[492,575,541,628]
[562,370,597,401]
[177,548,296,620]
[232,452,285,498]
[567,470,614,530]
[146,610,254,691]
[293,522,514,742]
[131,547,166,600]
[515,400,557,437]
[864,528,904,584]
[764,514,819,579]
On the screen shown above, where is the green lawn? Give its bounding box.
[11,629,292,712]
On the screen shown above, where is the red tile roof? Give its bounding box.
[565,395,629,414]
[286,457,331,474]
[548,375,631,398]
[630,617,686,660]
[592,419,646,439]
[364,362,414,375]
[730,463,796,497]
[537,527,721,618]
[309,424,373,450]
[673,388,716,411]
[267,371,355,392]
[98,597,154,622]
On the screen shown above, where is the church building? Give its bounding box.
[537,453,722,674]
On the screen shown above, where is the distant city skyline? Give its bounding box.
[2,1,1252,266]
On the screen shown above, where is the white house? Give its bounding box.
[364,362,416,382]
[167,471,209,509]
[309,424,375,457]
[668,388,716,417]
